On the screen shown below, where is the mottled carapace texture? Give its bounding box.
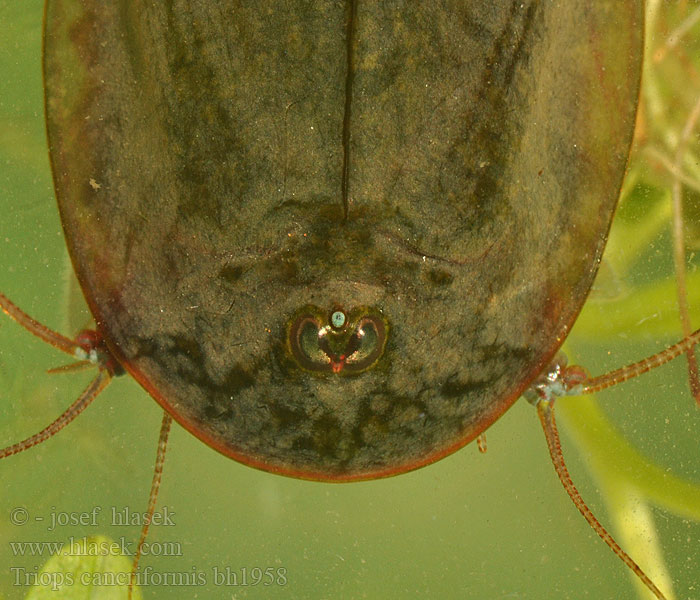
[43,1,643,480]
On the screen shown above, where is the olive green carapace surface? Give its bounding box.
[43,1,642,478]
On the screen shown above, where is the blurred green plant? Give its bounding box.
[1,2,699,600]
[560,2,700,599]
[23,536,142,600]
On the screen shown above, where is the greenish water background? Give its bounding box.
[0,2,698,599]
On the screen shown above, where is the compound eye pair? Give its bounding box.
[288,306,387,374]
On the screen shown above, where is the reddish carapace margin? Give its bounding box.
[3,1,700,599]
[3,289,700,600]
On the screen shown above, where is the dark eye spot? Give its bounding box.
[287,306,388,375]
[426,269,453,286]
[219,264,244,283]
